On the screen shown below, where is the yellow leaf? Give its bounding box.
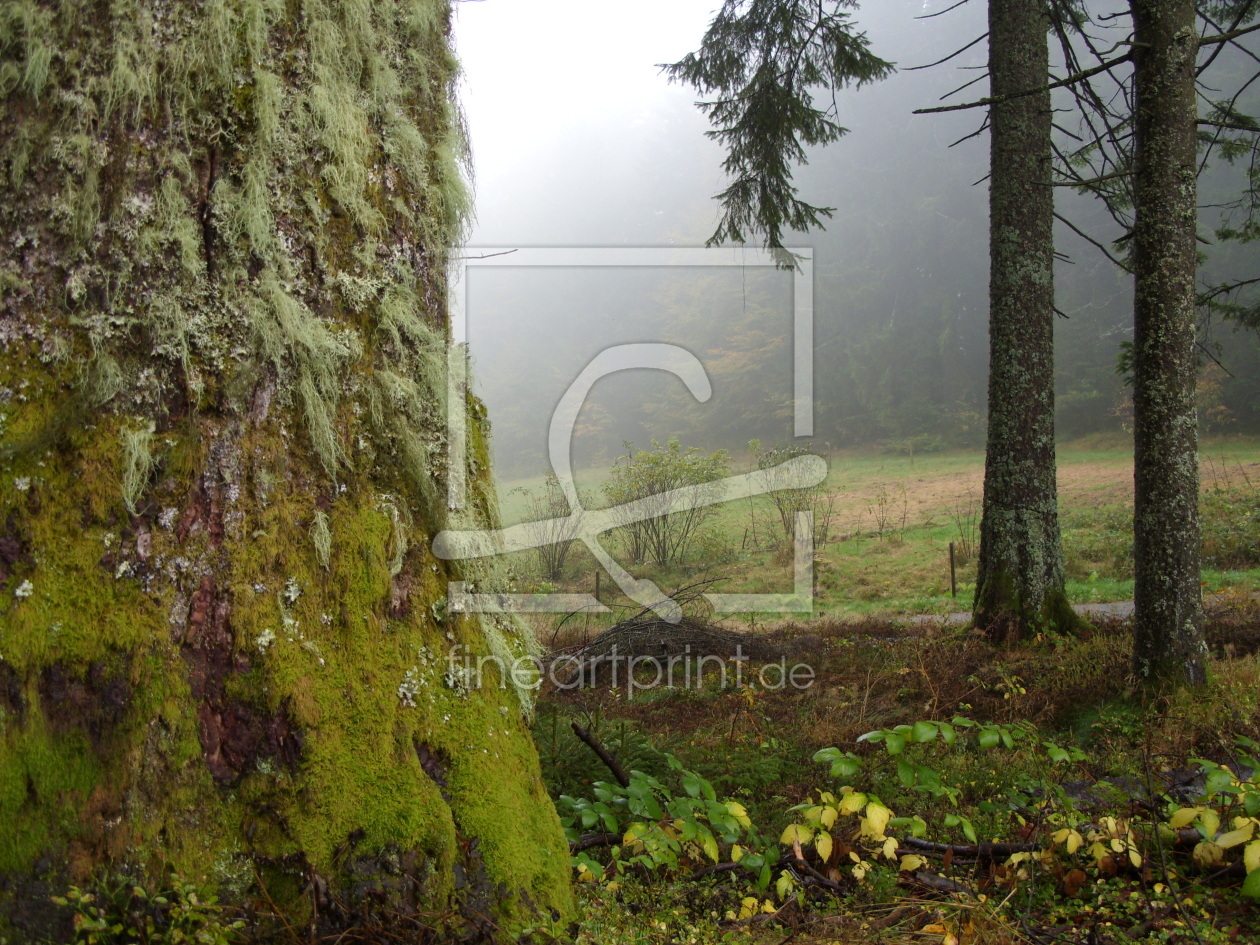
[1244,839,1260,874]
[1128,848,1142,869]
[882,836,898,860]
[943,935,959,945]
[851,863,868,882]
[816,832,834,863]
[1217,822,1255,850]
[1193,841,1224,869]
[922,924,948,934]
[761,899,776,914]
[820,791,836,805]
[849,851,861,864]
[780,824,812,846]
[820,806,838,829]
[1169,807,1200,829]
[739,897,759,920]
[1110,838,1125,853]
[899,854,925,872]
[863,803,891,838]
[1066,830,1083,854]
[1200,809,1221,838]
[702,832,720,863]
[839,792,867,815]
[732,844,745,864]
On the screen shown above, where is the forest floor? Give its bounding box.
[533,601,1260,945]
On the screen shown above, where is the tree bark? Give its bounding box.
[0,1,572,938]
[1129,0,1208,687]
[974,0,1080,641]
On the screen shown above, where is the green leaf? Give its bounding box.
[857,730,885,744]
[978,728,1000,750]
[1242,868,1260,899]
[912,720,938,743]
[939,722,957,745]
[885,733,906,755]
[1205,767,1234,797]
[962,819,978,844]
[1244,792,1260,818]
[896,759,916,788]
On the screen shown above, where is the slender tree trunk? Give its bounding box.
[1129,0,1208,687]
[974,0,1080,641]
[0,1,572,938]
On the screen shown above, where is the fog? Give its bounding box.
[452,0,1260,486]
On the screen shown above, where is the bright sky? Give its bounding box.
[452,0,720,238]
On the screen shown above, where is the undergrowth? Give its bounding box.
[533,613,1260,944]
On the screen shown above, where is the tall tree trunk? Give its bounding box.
[1129,0,1208,687]
[0,1,572,938]
[974,0,1080,641]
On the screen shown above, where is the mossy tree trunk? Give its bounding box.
[1129,0,1208,687]
[0,0,572,938]
[973,0,1080,642]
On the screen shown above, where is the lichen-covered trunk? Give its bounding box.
[1129,0,1207,687]
[0,1,572,938]
[974,0,1078,641]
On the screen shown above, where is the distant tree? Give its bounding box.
[663,0,893,265]
[604,439,729,566]
[1129,0,1209,686]
[519,472,586,581]
[669,0,1083,639]
[973,0,1082,640]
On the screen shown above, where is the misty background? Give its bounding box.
[452,0,1260,489]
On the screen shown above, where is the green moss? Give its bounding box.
[0,0,573,933]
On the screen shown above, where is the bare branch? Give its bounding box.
[915,52,1133,114]
[906,32,987,71]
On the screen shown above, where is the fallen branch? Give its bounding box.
[571,721,631,788]
[571,832,620,853]
[900,870,978,897]
[901,836,1039,859]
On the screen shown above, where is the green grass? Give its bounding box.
[499,437,1260,623]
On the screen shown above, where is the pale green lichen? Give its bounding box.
[311,509,332,570]
[120,423,156,515]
